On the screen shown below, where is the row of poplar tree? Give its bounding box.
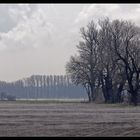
[0,75,86,99]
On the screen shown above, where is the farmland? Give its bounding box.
[0,101,140,136]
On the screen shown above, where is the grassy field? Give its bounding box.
[0,101,140,136]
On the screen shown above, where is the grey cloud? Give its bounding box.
[75,4,140,27]
[0,5,17,33]
[0,4,38,33]
[118,4,140,13]
[0,4,55,51]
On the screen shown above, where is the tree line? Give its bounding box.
[66,18,140,105]
[0,75,86,99]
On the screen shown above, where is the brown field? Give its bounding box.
[0,101,140,137]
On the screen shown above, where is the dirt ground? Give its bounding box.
[0,101,140,137]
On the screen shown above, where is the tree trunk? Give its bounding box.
[83,83,94,103]
[84,84,91,102]
[104,76,112,103]
[88,92,91,102]
[90,84,95,102]
[116,82,125,103]
[131,91,138,106]
[100,74,108,103]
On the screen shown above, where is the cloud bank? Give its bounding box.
[75,4,140,27]
[0,4,140,81]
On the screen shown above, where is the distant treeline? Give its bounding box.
[0,75,86,99]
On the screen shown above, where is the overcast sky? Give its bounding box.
[0,4,140,82]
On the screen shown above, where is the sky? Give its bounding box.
[0,4,140,82]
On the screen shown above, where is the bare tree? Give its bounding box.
[98,18,117,103]
[110,20,140,105]
[66,21,99,102]
[98,18,127,103]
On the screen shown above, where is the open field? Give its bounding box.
[0,101,140,136]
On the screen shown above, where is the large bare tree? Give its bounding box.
[110,20,140,105]
[66,21,99,102]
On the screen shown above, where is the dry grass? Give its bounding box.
[0,101,140,136]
